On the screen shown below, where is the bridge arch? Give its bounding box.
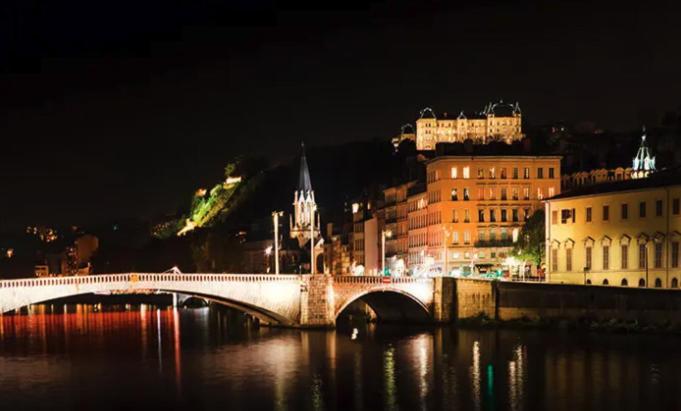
[335,289,431,323]
[0,274,302,326]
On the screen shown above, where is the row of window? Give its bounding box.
[586,278,678,288]
[437,166,556,181]
[409,207,533,228]
[552,198,681,224]
[437,186,555,202]
[551,242,681,272]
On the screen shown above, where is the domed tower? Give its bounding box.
[632,126,656,179]
[290,143,321,248]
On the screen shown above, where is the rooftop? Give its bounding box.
[549,167,681,201]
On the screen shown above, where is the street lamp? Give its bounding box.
[272,211,283,274]
[583,266,590,285]
[264,246,273,273]
[382,229,393,275]
[442,227,450,276]
[310,204,317,274]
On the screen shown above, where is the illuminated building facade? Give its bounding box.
[349,200,379,275]
[381,182,415,274]
[546,170,681,288]
[414,101,523,150]
[387,155,561,275]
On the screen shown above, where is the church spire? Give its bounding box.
[290,142,321,249]
[632,126,656,179]
[298,142,313,192]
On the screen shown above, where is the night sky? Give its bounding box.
[1,0,680,228]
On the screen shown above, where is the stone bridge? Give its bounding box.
[0,273,455,327]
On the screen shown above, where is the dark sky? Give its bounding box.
[1,0,680,228]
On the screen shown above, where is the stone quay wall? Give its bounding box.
[453,278,681,325]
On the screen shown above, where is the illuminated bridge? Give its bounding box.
[0,273,455,327]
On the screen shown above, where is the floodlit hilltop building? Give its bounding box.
[411,101,524,150]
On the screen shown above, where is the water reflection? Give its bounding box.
[3,306,681,410]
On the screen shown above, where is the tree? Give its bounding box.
[513,209,545,266]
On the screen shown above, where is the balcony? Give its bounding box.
[474,239,514,248]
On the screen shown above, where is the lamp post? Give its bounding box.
[272,211,283,274]
[442,227,450,276]
[382,229,392,275]
[583,266,589,285]
[310,204,317,274]
[265,246,272,273]
[645,241,649,288]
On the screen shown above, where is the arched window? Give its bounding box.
[672,278,679,288]
[655,278,662,288]
[586,279,592,285]
[638,278,646,287]
[603,279,609,285]
[621,278,628,286]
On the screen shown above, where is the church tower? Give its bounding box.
[290,143,321,248]
[632,126,656,179]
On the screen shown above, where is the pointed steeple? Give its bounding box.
[298,142,313,192]
[290,142,320,248]
[632,126,656,179]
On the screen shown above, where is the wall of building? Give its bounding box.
[415,108,523,150]
[423,156,561,275]
[364,217,379,274]
[546,184,681,287]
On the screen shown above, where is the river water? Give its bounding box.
[1,305,681,410]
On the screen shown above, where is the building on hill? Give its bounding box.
[545,168,681,288]
[413,101,524,150]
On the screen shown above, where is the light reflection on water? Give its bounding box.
[2,305,681,410]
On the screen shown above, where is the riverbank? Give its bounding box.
[457,312,681,335]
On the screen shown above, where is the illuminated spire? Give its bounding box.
[298,142,313,192]
[632,126,656,179]
[291,143,320,248]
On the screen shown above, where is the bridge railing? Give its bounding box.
[0,273,301,288]
[333,276,431,284]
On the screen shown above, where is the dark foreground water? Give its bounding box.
[2,305,681,410]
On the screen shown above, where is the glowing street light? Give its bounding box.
[272,211,284,274]
[382,229,393,275]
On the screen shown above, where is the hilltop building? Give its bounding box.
[413,101,524,150]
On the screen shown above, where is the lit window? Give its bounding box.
[463,166,470,179]
[451,167,458,179]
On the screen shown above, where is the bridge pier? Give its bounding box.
[299,274,335,328]
[433,277,456,323]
